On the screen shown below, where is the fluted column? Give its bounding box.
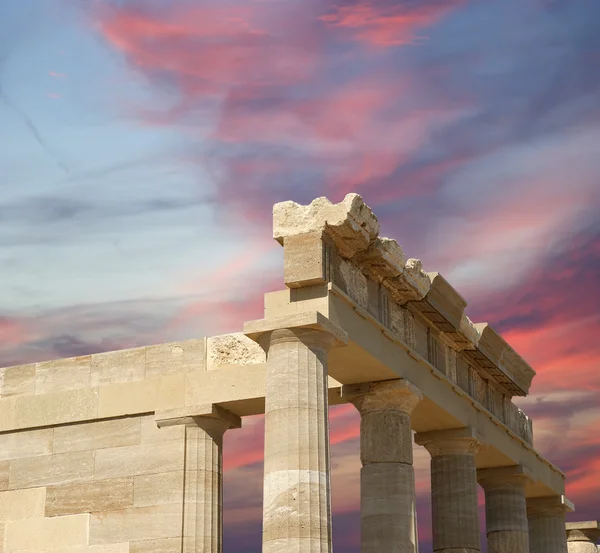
[477,466,530,553]
[260,327,338,553]
[415,427,482,553]
[344,379,422,553]
[155,404,241,553]
[527,496,571,553]
[566,521,600,553]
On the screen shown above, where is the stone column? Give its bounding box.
[415,427,482,553]
[260,327,338,553]
[566,522,600,553]
[477,465,531,553]
[343,379,422,553]
[155,404,241,553]
[527,496,571,553]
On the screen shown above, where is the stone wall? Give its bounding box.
[0,338,214,553]
[0,415,185,553]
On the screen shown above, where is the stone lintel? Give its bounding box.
[341,379,422,415]
[155,403,242,430]
[414,426,482,456]
[243,311,348,347]
[566,521,600,543]
[477,464,535,486]
[527,495,575,515]
[566,521,600,532]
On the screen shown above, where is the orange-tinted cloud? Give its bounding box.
[49,71,66,77]
[320,1,466,46]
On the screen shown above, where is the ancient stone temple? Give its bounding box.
[0,194,595,552]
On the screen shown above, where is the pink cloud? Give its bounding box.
[320,1,466,47]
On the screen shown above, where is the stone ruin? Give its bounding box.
[0,193,597,553]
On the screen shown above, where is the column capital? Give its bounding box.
[155,403,242,434]
[414,427,482,456]
[566,521,600,543]
[477,464,534,490]
[527,495,574,517]
[342,379,422,415]
[244,311,348,352]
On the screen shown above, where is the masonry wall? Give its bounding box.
[0,339,213,553]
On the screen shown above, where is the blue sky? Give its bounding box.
[1,0,599,551]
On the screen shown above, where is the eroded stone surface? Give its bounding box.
[274,193,380,259]
[206,333,266,369]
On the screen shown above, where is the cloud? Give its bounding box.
[320,0,466,47]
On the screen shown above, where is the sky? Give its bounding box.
[0,0,599,551]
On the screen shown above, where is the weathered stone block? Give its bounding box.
[12,546,129,553]
[282,232,328,288]
[206,333,265,370]
[45,477,133,517]
[0,487,46,520]
[129,538,181,553]
[133,471,184,507]
[4,513,89,550]
[0,428,53,462]
[0,397,16,432]
[14,388,99,429]
[53,418,140,454]
[89,504,183,544]
[0,364,36,398]
[10,451,94,489]
[91,348,145,387]
[0,461,8,491]
[145,339,205,379]
[94,440,184,480]
[36,356,91,395]
[97,374,185,419]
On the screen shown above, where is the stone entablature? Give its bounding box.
[274,193,534,445]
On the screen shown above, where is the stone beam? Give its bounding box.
[271,193,535,395]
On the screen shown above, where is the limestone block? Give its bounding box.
[145,339,205,379]
[12,546,129,553]
[139,416,184,443]
[0,428,53,462]
[89,503,183,544]
[54,418,141,454]
[274,193,380,258]
[0,522,5,552]
[206,333,266,369]
[97,374,185,419]
[129,538,181,553]
[10,451,94,489]
[0,461,8,491]
[94,440,184,480]
[133,471,184,507]
[0,398,16,432]
[14,388,99,429]
[4,513,89,550]
[0,365,36,398]
[45,478,134,517]
[35,357,91,395]
[0,488,46,520]
[282,231,329,287]
[91,348,145,387]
